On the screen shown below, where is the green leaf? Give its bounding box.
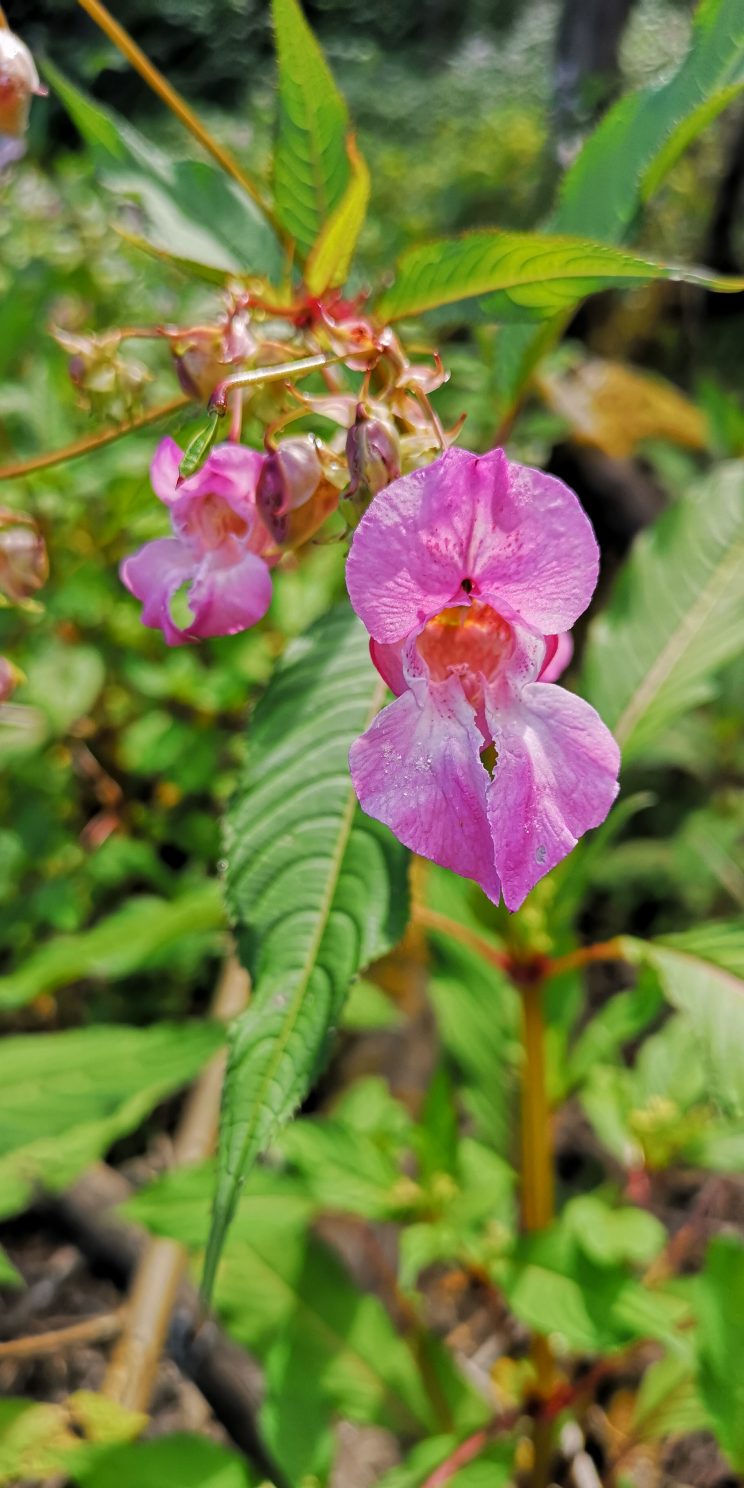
[23,641,105,737]
[563,1194,666,1268]
[632,922,744,1112]
[695,1237,744,1470]
[46,62,281,283]
[72,1435,258,1488]
[124,1164,454,1483]
[178,413,221,480]
[632,1353,711,1441]
[272,0,350,257]
[0,1246,22,1288]
[203,605,409,1298]
[582,463,744,759]
[375,229,744,324]
[0,1021,222,1219]
[494,0,744,406]
[305,134,371,293]
[0,884,225,1010]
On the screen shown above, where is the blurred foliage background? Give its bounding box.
[1,1,744,1484]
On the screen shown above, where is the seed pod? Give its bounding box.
[0,27,45,142]
[256,436,338,548]
[345,405,401,511]
[0,509,48,604]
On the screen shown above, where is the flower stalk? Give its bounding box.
[518,968,556,1487]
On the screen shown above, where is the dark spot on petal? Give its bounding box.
[461,577,473,593]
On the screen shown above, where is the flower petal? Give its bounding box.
[485,683,620,911]
[350,675,501,902]
[120,536,195,647]
[149,437,184,505]
[538,633,573,683]
[470,457,599,634]
[347,447,479,643]
[369,637,407,696]
[187,548,272,638]
[347,446,599,642]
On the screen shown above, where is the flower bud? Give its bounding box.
[172,312,256,403]
[0,509,48,604]
[345,405,401,507]
[0,27,46,142]
[0,655,22,702]
[256,436,338,548]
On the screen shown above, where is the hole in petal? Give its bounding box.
[480,742,497,777]
[169,579,193,631]
[461,577,473,593]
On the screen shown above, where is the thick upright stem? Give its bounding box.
[519,975,556,1486]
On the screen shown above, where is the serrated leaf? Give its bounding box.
[305,134,371,294]
[0,884,225,1010]
[495,0,744,408]
[0,1022,222,1219]
[582,463,744,759]
[203,605,409,1298]
[272,0,350,257]
[46,62,281,282]
[632,922,744,1113]
[375,229,744,323]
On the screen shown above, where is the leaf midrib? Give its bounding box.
[614,532,744,747]
[229,675,387,1179]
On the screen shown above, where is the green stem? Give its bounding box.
[519,974,556,1488]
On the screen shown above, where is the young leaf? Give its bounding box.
[494,0,744,407]
[0,1022,223,1219]
[582,463,744,759]
[203,605,409,1298]
[304,135,371,294]
[632,922,744,1113]
[375,229,743,323]
[272,0,350,257]
[46,62,281,283]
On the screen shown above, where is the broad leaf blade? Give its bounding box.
[272,0,350,257]
[582,463,744,759]
[632,922,744,1113]
[695,1237,744,1470]
[305,135,370,294]
[204,605,409,1297]
[0,1022,222,1219]
[375,229,743,323]
[46,62,281,282]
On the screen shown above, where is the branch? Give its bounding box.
[74,0,283,238]
[0,396,192,481]
[102,955,248,1414]
[412,904,509,972]
[0,1310,122,1361]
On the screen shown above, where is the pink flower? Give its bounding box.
[121,438,275,645]
[346,447,619,911]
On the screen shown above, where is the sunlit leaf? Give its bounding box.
[495,0,744,407]
[272,0,350,257]
[203,605,409,1299]
[305,134,371,294]
[46,62,281,282]
[632,922,744,1113]
[0,884,225,1010]
[582,462,744,759]
[0,1022,222,1219]
[375,229,743,323]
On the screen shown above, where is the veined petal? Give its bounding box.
[347,446,599,643]
[471,458,599,635]
[187,548,272,638]
[350,675,501,902]
[369,636,407,696]
[347,448,478,643]
[485,683,620,911]
[120,536,195,647]
[149,437,185,505]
